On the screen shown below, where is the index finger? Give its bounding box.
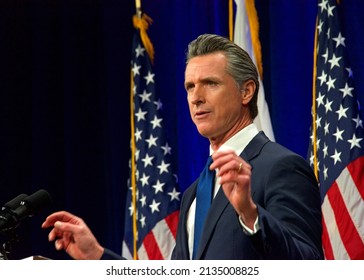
[41,210,79,228]
[212,148,236,158]
[211,149,239,169]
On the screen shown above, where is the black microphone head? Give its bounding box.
[0,193,29,232]
[21,189,52,216]
[3,193,28,210]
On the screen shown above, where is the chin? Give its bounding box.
[197,129,211,139]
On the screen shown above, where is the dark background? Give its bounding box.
[1,0,363,259]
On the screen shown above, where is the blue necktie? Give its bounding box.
[193,156,215,259]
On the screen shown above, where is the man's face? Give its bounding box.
[184,52,246,144]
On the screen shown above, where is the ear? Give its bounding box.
[240,80,256,105]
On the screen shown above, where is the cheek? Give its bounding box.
[215,96,241,115]
[187,98,193,112]
[214,99,242,124]
[187,94,194,108]
[187,103,196,123]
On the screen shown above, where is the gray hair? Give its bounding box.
[186,34,259,119]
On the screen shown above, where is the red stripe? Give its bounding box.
[321,216,334,259]
[328,181,364,259]
[143,231,164,260]
[164,210,179,238]
[141,211,179,260]
[346,155,364,199]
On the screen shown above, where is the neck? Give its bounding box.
[209,119,253,151]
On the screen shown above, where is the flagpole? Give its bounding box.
[229,0,233,41]
[135,0,142,18]
[131,0,142,261]
[311,16,319,179]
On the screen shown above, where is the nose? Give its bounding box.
[189,84,205,105]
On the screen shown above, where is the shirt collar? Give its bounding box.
[209,123,259,156]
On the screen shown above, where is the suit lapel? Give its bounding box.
[195,188,229,259]
[179,180,198,259]
[239,131,270,199]
[241,131,269,161]
[195,131,270,259]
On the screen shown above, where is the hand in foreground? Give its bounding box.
[210,149,258,230]
[42,210,104,260]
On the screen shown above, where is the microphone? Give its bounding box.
[0,189,52,233]
[2,193,28,212]
[0,194,29,232]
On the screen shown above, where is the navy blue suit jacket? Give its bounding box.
[171,132,323,260]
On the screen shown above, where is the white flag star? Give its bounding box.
[157,160,170,174]
[150,115,163,129]
[135,108,147,122]
[146,134,158,148]
[333,127,344,142]
[144,71,155,85]
[326,75,336,91]
[139,194,147,207]
[139,214,146,228]
[336,104,349,120]
[339,83,353,98]
[324,98,333,113]
[135,44,145,57]
[152,180,165,194]
[316,92,325,107]
[168,187,181,201]
[139,173,150,187]
[139,90,152,103]
[348,134,362,149]
[132,63,141,76]
[317,70,327,86]
[330,149,342,165]
[135,128,143,141]
[141,153,154,168]
[149,199,160,213]
[328,53,341,69]
[333,32,346,47]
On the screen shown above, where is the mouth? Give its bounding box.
[194,110,210,119]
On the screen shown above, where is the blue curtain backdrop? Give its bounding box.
[1,0,363,259]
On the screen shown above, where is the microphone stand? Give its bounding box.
[0,245,8,260]
[0,228,19,260]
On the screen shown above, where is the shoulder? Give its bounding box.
[249,132,306,162]
[249,133,314,177]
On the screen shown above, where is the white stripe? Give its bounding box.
[152,218,175,260]
[322,194,350,259]
[336,166,364,244]
[121,240,133,260]
[233,0,275,141]
[137,243,150,260]
[234,0,251,53]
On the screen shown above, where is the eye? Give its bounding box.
[205,81,218,88]
[185,83,194,92]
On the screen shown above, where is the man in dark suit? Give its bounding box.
[171,34,323,260]
[42,34,323,260]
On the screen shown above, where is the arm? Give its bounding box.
[252,153,323,259]
[211,149,323,259]
[42,210,104,260]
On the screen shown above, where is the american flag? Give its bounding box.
[308,0,364,259]
[122,17,180,260]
